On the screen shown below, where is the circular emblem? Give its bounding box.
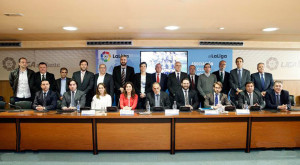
[101,51,111,62]
[2,57,16,71]
[266,57,279,71]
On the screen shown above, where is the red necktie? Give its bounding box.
[191,76,195,89]
[157,74,160,83]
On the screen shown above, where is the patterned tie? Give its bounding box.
[42,74,46,81]
[157,74,160,83]
[71,91,75,107]
[155,94,160,107]
[184,90,189,105]
[121,68,125,86]
[220,72,224,83]
[43,92,47,107]
[177,73,180,83]
[238,69,242,88]
[215,94,218,106]
[260,74,265,90]
[191,76,195,89]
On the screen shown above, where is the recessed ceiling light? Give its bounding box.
[4,13,23,17]
[262,27,279,32]
[164,26,180,30]
[62,26,78,31]
[118,26,124,30]
[17,28,23,31]
[219,27,225,30]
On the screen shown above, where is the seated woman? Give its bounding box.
[91,83,112,110]
[120,82,138,110]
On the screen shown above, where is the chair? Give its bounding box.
[0,101,5,109]
[289,95,295,106]
[0,96,4,101]
[10,96,15,105]
[15,101,32,109]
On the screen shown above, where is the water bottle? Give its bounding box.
[76,100,80,113]
[243,100,248,110]
[172,101,177,110]
[146,101,150,112]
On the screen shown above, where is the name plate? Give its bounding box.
[205,110,219,115]
[236,109,250,115]
[165,109,179,116]
[81,110,95,116]
[120,109,134,116]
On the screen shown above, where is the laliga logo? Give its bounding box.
[2,57,16,71]
[101,51,111,62]
[266,57,279,71]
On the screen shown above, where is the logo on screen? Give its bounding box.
[101,51,111,62]
[2,57,16,71]
[266,57,279,70]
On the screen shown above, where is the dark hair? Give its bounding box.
[68,79,78,86]
[38,62,47,67]
[123,81,136,99]
[41,80,49,85]
[60,67,68,73]
[204,63,211,68]
[96,83,107,99]
[245,81,254,87]
[236,57,244,63]
[19,57,27,63]
[79,60,88,66]
[219,60,226,65]
[140,62,147,67]
[181,77,190,83]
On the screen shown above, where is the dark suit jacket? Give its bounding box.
[237,90,265,109]
[146,91,171,109]
[151,73,168,91]
[251,72,274,93]
[72,71,94,95]
[175,89,199,109]
[229,68,251,97]
[134,73,152,95]
[167,72,188,97]
[61,90,86,108]
[33,72,57,94]
[112,65,135,95]
[32,90,57,110]
[188,74,199,91]
[204,93,231,108]
[265,89,291,110]
[56,77,71,97]
[212,70,230,95]
[94,73,114,99]
[9,68,35,97]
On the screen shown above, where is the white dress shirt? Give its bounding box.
[91,94,112,110]
[16,69,31,98]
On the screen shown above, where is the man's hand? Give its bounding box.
[36,106,44,111]
[120,87,124,93]
[261,91,266,97]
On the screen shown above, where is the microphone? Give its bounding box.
[8,103,24,112]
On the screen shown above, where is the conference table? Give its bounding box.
[0,109,300,155]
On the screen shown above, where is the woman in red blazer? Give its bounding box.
[119,82,138,110]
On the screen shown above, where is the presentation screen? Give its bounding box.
[140,51,188,75]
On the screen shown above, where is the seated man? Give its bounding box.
[238,81,265,109]
[204,81,231,109]
[61,79,86,110]
[265,81,291,111]
[145,82,171,110]
[33,80,57,111]
[175,78,199,110]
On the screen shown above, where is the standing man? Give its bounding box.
[175,78,199,110]
[33,62,57,95]
[33,80,57,111]
[204,81,231,108]
[188,65,198,91]
[265,81,291,111]
[237,81,265,109]
[72,60,94,107]
[56,67,71,101]
[151,63,168,91]
[146,82,171,110]
[167,61,188,103]
[251,62,274,97]
[94,64,114,101]
[9,57,35,102]
[113,55,135,106]
[229,57,251,106]
[212,60,230,95]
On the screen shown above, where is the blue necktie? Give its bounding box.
[215,94,218,106]
[177,73,180,83]
[238,70,242,88]
[260,74,265,90]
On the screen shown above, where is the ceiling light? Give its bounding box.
[262,27,279,32]
[4,13,23,16]
[164,26,180,30]
[17,28,23,31]
[219,27,225,30]
[118,26,124,30]
[62,26,78,31]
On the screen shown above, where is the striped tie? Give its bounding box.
[121,68,125,86]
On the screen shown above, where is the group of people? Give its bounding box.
[9,56,291,111]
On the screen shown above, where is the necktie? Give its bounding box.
[238,69,242,88]
[42,74,46,81]
[215,94,218,106]
[276,95,280,106]
[121,68,125,86]
[155,94,160,107]
[81,72,84,83]
[249,93,253,106]
[184,90,189,105]
[220,72,224,83]
[191,76,195,89]
[260,74,265,90]
[157,74,160,83]
[43,92,47,107]
[71,91,75,107]
[177,73,180,83]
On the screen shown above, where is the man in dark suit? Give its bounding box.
[146,82,171,110]
[229,57,251,106]
[32,80,57,111]
[94,64,114,100]
[113,55,135,106]
[175,78,199,110]
[33,62,57,96]
[61,80,86,109]
[72,60,94,107]
[204,81,231,108]
[167,61,188,103]
[56,67,71,100]
[212,60,230,95]
[237,81,265,109]
[188,65,198,91]
[265,81,291,111]
[251,62,274,97]
[151,63,168,91]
